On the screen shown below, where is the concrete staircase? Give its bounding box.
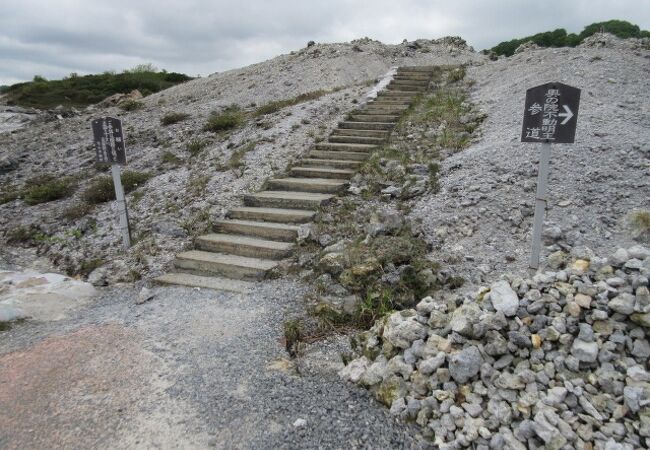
[154,66,436,293]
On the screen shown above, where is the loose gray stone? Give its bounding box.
[489,280,519,317]
[571,338,599,363]
[448,346,482,384]
[608,293,635,315]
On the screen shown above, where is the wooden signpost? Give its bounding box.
[91,117,131,249]
[521,82,581,270]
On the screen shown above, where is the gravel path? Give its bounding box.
[0,279,429,449]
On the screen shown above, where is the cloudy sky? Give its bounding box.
[1,0,649,85]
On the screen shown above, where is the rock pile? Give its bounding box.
[340,245,650,449]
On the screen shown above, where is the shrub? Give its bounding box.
[160,112,190,125]
[253,90,330,116]
[161,150,182,165]
[491,20,650,56]
[6,226,40,244]
[0,184,20,204]
[204,107,244,132]
[23,175,76,205]
[62,203,93,221]
[120,100,144,111]
[186,139,207,156]
[83,170,151,203]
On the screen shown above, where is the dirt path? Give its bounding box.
[0,281,428,449]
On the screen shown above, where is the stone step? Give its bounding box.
[214,218,300,242]
[348,114,400,123]
[244,190,333,210]
[338,121,395,130]
[196,233,294,260]
[374,96,415,103]
[174,250,277,281]
[315,142,378,152]
[365,103,410,109]
[267,177,348,194]
[398,66,436,72]
[391,79,430,85]
[386,85,426,92]
[387,84,428,91]
[328,135,386,145]
[368,101,412,108]
[330,128,390,138]
[309,150,369,161]
[379,91,419,98]
[355,109,407,116]
[393,74,433,81]
[228,206,316,223]
[153,272,253,293]
[290,166,355,179]
[299,158,363,169]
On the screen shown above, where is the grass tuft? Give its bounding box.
[186,139,207,156]
[23,175,77,205]
[82,171,151,204]
[120,100,144,111]
[204,106,244,132]
[161,112,190,125]
[253,90,330,116]
[630,210,650,243]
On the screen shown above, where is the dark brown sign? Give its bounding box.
[521,82,580,144]
[91,117,126,164]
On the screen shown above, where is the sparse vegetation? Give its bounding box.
[301,66,478,333]
[447,66,466,82]
[120,99,144,111]
[62,203,93,221]
[2,67,192,109]
[22,175,77,205]
[253,90,331,116]
[283,319,304,357]
[186,138,208,156]
[630,210,650,243]
[219,141,256,172]
[160,112,190,125]
[186,173,211,197]
[5,225,41,245]
[182,208,213,236]
[161,150,183,165]
[0,183,21,204]
[82,171,151,204]
[76,258,106,277]
[204,106,244,132]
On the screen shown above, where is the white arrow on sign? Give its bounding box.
[558,104,574,125]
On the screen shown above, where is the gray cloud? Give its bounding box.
[1,0,648,85]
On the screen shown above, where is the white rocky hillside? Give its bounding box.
[0,37,480,282]
[412,33,650,286]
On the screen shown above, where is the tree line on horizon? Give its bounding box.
[1,64,192,109]
[489,19,650,57]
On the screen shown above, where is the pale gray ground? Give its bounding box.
[411,36,650,287]
[0,279,431,450]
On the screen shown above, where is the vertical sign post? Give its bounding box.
[91,117,131,249]
[521,82,580,270]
